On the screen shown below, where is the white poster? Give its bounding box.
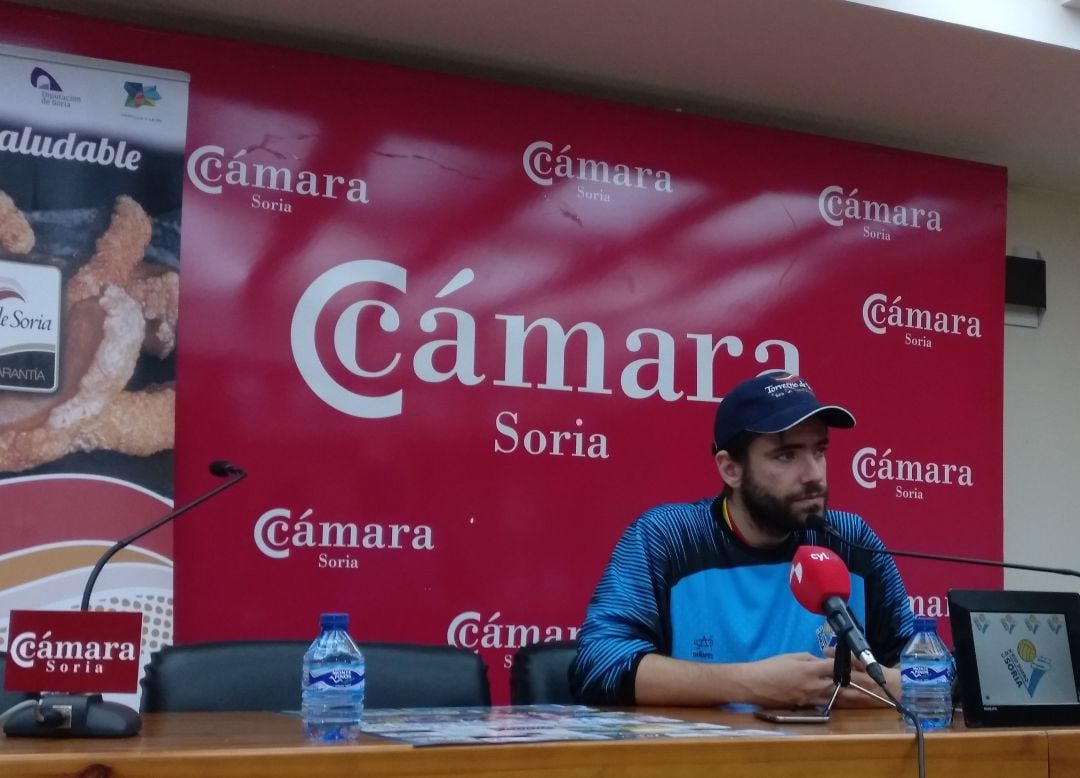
[0,44,189,706]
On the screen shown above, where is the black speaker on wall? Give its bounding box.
[1005,255,1046,310]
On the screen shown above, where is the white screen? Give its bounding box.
[970,611,1080,706]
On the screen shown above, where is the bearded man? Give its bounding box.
[569,372,914,708]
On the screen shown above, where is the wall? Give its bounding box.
[1004,186,1080,590]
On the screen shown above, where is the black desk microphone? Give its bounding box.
[3,461,246,738]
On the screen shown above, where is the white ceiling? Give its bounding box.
[12,0,1080,195]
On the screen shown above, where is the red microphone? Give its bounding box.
[790,545,886,687]
[790,545,851,612]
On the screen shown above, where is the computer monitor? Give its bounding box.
[949,589,1080,727]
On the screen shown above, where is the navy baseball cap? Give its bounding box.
[712,372,855,453]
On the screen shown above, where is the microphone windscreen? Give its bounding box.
[790,545,851,614]
[209,460,240,477]
[803,514,831,533]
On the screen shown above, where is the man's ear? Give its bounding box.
[715,450,743,490]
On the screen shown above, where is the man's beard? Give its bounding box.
[741,465,828,538]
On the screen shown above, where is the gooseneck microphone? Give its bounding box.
[80,461,247,611]
[804,514,1080,580]
[4,461,247,739]
[790,545,888,688]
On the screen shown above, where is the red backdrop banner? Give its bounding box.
[1,3,1006,702]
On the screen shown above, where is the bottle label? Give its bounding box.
[307,667,365,689]
[901,664,953,683]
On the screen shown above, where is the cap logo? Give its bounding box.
[764,376,812,397]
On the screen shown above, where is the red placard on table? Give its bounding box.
[5,610,143,694]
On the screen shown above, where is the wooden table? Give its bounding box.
[1048,728,1080,778]
[0,708,1051,778]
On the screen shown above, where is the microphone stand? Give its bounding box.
[822,645,895,716]
[3,462,246,738]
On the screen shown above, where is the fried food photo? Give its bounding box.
[0,194,178,473]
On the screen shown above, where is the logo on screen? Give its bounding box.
[1002,643,1051,697]
[817,185,942,238]
[851,446,973,500]
[522,140,673,194]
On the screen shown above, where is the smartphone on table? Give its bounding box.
[753,709,830,724]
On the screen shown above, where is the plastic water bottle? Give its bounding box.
[301,612,365,742]
[900,617,955,730]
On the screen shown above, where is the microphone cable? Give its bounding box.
[877,683,926,778]
[804,516,939,778]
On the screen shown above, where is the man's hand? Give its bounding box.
[741,653,839,708]
[635,652,837,708]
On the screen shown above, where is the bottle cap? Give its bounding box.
[319,612,349,630]
[914,616,937,633]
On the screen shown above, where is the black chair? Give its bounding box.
[140,640,491,712]
[509,640,578,704]
[0,652,36,712]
